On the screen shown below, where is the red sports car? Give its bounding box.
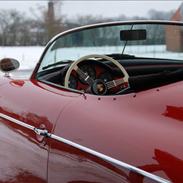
[0,21,183,183]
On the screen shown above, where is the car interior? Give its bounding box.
[37,55,183,95]
[37,23,183,95]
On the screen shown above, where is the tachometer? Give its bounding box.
[99,72,113,83]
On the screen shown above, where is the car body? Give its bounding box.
[0,20,183,183]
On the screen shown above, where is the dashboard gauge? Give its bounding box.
[78,64,96,84]
[68,75,77,89]
[99,72,113,83]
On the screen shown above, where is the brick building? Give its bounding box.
[166,3,183,52]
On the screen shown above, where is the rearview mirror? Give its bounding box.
[120,29,147,41]
[0,58,20,72]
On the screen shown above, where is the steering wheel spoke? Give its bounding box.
[106,78,127,90]
[74,65,94,85]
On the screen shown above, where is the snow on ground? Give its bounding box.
[0,46,44,69]
[46,45,183,64]
[0,45,183,72]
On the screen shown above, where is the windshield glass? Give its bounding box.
[39,23,183,71]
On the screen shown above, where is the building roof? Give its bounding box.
[171,3,183,21]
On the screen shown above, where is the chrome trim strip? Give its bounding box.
[49,134,170,183]
[0,113,171,183]
[0,113,34,131]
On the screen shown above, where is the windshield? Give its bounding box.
[39,22,183,71]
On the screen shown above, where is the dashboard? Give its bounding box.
[68,61,123,94]
[38,57,183,95]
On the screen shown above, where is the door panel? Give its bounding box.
[48,84,183,182]
[48,83,183,183]
[48,138,130,183]
[0,79,80,183]
[48,95,135,183]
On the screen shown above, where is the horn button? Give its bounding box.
[92,79,107,95]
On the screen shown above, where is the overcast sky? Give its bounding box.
[0,1,182,18]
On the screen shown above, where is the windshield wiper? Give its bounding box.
[42,60,73,70]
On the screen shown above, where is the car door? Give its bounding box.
[47,94,135,183]
[0,78,81,183]
[47,86,182,183]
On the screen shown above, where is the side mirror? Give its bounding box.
[0,58,20,73]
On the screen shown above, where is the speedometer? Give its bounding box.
[99,72,113,83]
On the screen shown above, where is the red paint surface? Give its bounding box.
[0,77,80,183]
[49,81,183,183]
[0,76,183,182]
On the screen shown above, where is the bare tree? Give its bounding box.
[148,9,174,20]
[0,3,175,46]
[0,10,30,46]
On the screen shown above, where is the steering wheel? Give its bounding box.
[64,54,129,95]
